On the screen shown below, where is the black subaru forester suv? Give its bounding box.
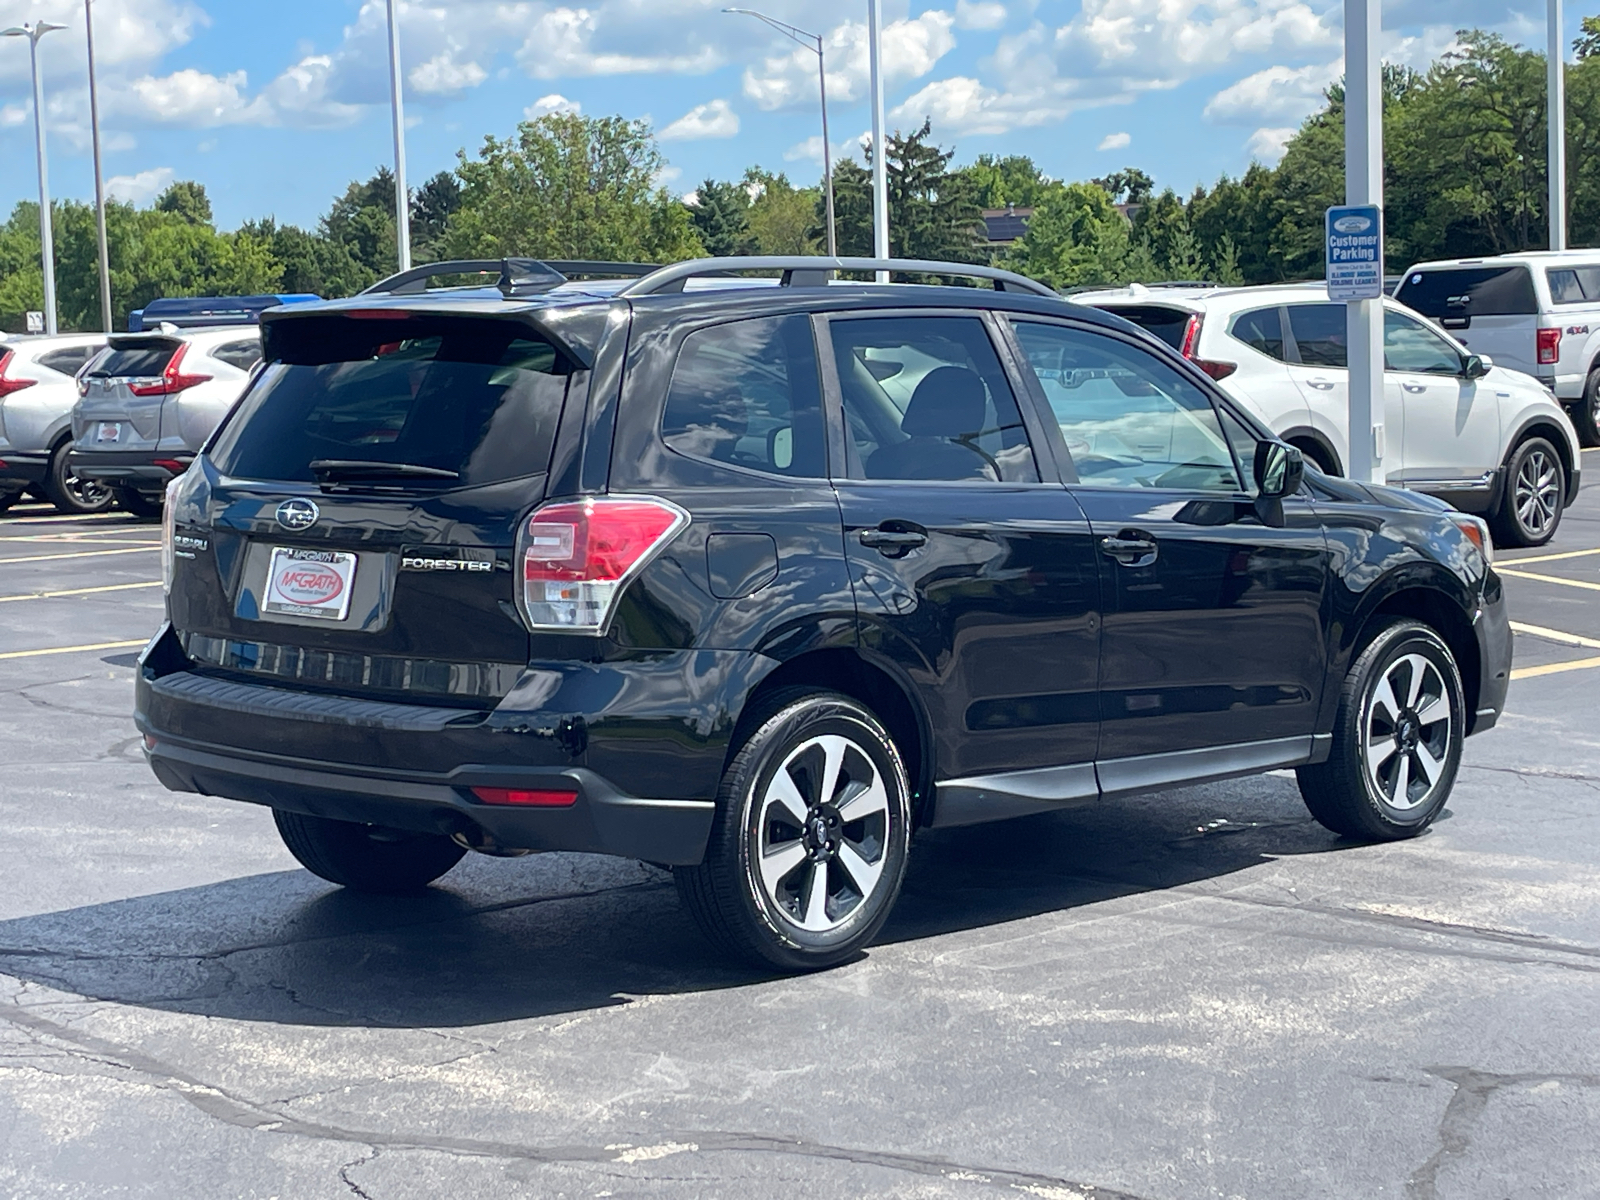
[137,255,1513,970]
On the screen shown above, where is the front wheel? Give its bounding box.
[273,810,465,893]
[42,442,115,515]
[1297,619,1464,841]
[1492,437,1564,547]
[675,690,913,971]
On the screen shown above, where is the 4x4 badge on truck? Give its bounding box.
[275,498,320,531]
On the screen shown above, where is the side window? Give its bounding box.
[662,314,826,478]
[37,346,100,377]
[1011,320,1241,492]
[1384,310,1463,374]
[1286,304,1348,367]
[828,315,1038,483]
[212,339,263,372]
[1546,266,1600,303]
[1229,307,1286,361]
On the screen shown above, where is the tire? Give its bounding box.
[1296,619,1465,841]
[674,688,913,971]
[1491,436,1565,548]
[1575,370,1600,448]
[1291,439,1339,477]
[112,486,164,520]
[273,809,465,893]
[41,441,115,515]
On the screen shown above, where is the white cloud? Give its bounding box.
[654,164,682,189]
[1098,130,1131,150]
[525,93,581,119]
[1,102,26,127]
[1246,126,1297,163]
[105,165,174,204]
[659,98,739,141]
[743,11,956,112]
[257,55,364,128]
[409,51,488,95]
[955,0,1007,31]
[515,8,720,80]
[890,73,1131,137]
[1204,59,1340,124]
[124,68,270,127]
[784,133,858,165]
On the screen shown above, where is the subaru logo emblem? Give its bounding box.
[275,498,320,531]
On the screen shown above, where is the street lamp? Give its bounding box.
[3,20,67,335]
[385,0,411,271]
[724,7,836,256]
[85,0,112,332]
[1550,0,1567,251]
[866,0,888,281]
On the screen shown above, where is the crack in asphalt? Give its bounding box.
[1406,1067,1600,1199]
[0,1000,1152,1200]
[339,1148,381,1199]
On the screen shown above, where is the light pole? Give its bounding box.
[1550,0,1567,251]
[3,20,66,335]
[385,0,411,271]
[1344,0,1383,484]
[867,0,889,280]
[85,0,112,331]
[724,8,836,256]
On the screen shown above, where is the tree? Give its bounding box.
[1092,168,1155,205]
[1576,14,1600,58]
[1001,182,1134,288]
[687,178,755,257]
[155,180,214,225]
[958,154,1057,208]
[743,169,818,254]
[411,171,461,262]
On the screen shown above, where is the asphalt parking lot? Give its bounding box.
[2,463,1599,1200]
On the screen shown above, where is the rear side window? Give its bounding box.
[1098,305,1192,350]
[1547,266,1600,304]
[1395,266,1538,318]
[662,315,826,477]
[209,319,569,488]
[1229,307,1286,360]
[37,345,101,377]
[1286,305,1348,368]
[91,343,176,378]
[211,339,262,372]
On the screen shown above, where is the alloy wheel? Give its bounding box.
[1514,447,1560,536]
[1362,652,1452,812]
[754,733,890,933]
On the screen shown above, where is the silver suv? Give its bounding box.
[70,327,261,517]
[0,333,112,514]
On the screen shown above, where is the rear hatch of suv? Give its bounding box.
[75,336,184,455]
[1394,264,1540,379]
[168,310,579,704]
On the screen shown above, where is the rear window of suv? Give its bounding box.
[1096,305,1192,350]
[1394,266,1537,318]
[208,317,570,489]
[90,342,176,378]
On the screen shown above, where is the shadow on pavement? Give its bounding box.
[0,773,1354,1029]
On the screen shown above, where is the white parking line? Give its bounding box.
[0,511,142,526]
[1496,566,1600,592]
[1,536,160,548]
[0,638,147,662]
[0,581,163,604]
[0,546,160,566]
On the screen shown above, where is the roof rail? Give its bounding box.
[361,258,568,298]
[617,256,1058,299]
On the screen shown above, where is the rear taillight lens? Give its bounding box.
[1179,314,1203,358]
[471,787,578,807]
[516,495,689,633]
[0,350,37,399]
[1537,327,1562,365]
[1195,359,1238,380]
[160,479,179,594]
[128,342,213,397]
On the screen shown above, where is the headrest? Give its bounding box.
[900,366,987,438]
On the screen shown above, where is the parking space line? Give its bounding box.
[1498,547,1600,567]
[0,546,160,565]
[0,581,163,604]
[0,638,147,662]
[1494,566,1600,592]
[1510,620,1600,650]
[1512,654,1600,681]
[2,537,160,548]
[0,512,139,526]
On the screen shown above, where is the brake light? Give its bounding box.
[1195,359,1238,380]
[471,787,579,807]
[516,495,689,633]
[0,350,36,398]
[160,479,179,594]
[1179,313,1203,358]
[1538,327,1562,365]
[127,342,213,397]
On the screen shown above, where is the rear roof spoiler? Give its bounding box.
[361,259,659,298]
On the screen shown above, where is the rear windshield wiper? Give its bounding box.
[309,459,461,487]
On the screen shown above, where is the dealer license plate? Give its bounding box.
[263,547,357,621]
[95,422,122,443]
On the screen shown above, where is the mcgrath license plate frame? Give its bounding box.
[95,422,122,443]
[263,547,358,622]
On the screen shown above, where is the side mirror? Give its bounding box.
[1254,440,1305,499]
[1463,354,1488,380]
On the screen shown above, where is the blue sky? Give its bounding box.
[0,0,1572,231]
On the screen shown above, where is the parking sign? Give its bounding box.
[1325,205,1383,300]
[25,311,43,334]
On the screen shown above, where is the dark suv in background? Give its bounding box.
[136,256,1511,970]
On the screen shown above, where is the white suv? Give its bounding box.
[1074,283,1581,546]
[1394,251,1600,446]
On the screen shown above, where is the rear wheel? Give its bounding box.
[42,441,115,515]
[675,689,912,971]
[273,810,465,893]
[1492,436,1564,548]
[1297,619,1464,841]
[1575,370,1600,448]
[112,486,164,520]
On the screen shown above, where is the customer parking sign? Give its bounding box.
[1325,205,1383,300]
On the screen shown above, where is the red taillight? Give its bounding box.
[517,495,689,633]
[152,459,187,474]
[0,350,37,398]
[345,309,410,320]
[1178,313,1203,359]
[1195,359,1238,380]
[471,787,579,807]
[1537,327,1562,365]
[127,342,212,397]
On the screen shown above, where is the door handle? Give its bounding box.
[1100,533,1158,567]
[859,526,927,555]
[1403,381,1427,393]
[1306,377,1337,390]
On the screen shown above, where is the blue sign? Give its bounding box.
[1325,205,1383,300]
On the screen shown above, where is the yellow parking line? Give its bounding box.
[1512,654,1600,681]
[0,581,163,603]
[0,638,147,662]
[1495,566,1600,592]
[1498,547,1600,567]
[1510,620,1600,650]
[0,511,137,526]
[2,536,159,548]
[0,546,159,565]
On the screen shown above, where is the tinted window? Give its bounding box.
[1011,320,1240,492]
[212,339,262,372]
[1287,304,1348,368]
[1394,266,1538,317]
[90,342,177,379]
[1546,266,1600,304]
[662,315,825,477]
[1384,310,1463,374]
[1229,307,1285,360]
[37,345,101,377]
[1098,305,1192,350]
[830,316,1037,483]
[209,319,569,488]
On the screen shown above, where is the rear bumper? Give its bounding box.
[0,451,47,489]
[69,449,190,488]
